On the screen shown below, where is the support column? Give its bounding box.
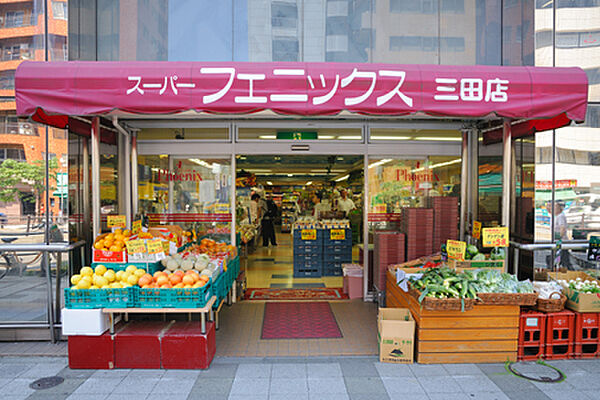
[460,129,469,241]
[363,152,369,301]
[91,117,101,238]
[168,156,174,213]
[124,131,132,228]
[468,128,479,227]
[502,119,512,229]
[131,133,138,217]
[82,137,91,248]
[231,149,236,248]
[118,132,126,217]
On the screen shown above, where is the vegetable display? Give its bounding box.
[557,278,600,293]
[471,269,534,294]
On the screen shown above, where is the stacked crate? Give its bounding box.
[430,197,459,253]
[322,228,353,276]
[293,229,323,277]
[373,231,405,290]
[402,208,434,260]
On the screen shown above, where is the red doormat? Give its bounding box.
[261,302,343,339]
[245,288,348,301]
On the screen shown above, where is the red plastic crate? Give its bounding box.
[161,321,216,369]
[544,310,575,360]
[574,312,600,359]
[114,321,169,369]
[518,310,546,361]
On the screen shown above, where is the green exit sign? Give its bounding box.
[277,131,318,140]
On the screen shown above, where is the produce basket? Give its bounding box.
[211,272,229,308]
[535,293,567,313]
[408,287,476,312]
[477,292,538,306]
[64,287,137,309]
[91,261,163,275]
[136,283,212,308]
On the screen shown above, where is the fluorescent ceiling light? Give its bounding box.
[318,135,335,139]
[415,137,462,142]
[306,181,313,185]
[259,135,276,139]
[338,135,362,140]
[310,169,346,173]
[245,169,272,172]
[335,174,350,182]
[267,181,273,185]
[413,158,461,172]
[189,158,211,168]
[371,136,411,140]
[239,156,246,160]
[337,157,344,160]
[368,159,392,169]
[287,174,293,177]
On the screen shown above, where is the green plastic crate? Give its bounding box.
[211,271,229,308]
[91,261,163,275]
[63,286,137,309]
[136,283,212,308]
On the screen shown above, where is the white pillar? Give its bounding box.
[502,119,512,230]
[91,117,101,238]
[131,133,138,217]
[460,129,468,241]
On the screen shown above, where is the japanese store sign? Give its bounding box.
[482,227,509,248]
[126,239,147,254]
[472,221,482,240]
[330,229,346,241]
[301,229,317,241]
[446,240,466,261]
[15,62,589,121]
[107,215,126,229]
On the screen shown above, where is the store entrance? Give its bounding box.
[236,154,364,297]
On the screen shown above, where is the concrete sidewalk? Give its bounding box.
[1,355,599,400]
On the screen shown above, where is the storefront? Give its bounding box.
[14,60,589,301]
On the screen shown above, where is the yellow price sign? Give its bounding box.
[301,229,317,240]
[146,239,164,255]
[162,240,171,254]
[107,215,126,228]
[482,227,509,247]
[330,229,346,241]
[126,239,146,254]
[132,220,142,235]
[447,240,467,261]
[472,221,482,240]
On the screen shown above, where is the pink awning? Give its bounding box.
[15,61,588,129]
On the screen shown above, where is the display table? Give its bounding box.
[386,269,519,364]
[103,295,217,335]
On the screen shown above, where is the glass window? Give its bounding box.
[271,2,298,28]
[503,0,534,66]
[52,1,67,20]
[137,127,229,141]
[5,11,25,28]
[369,128,461,142]
[441,0,465,13]
[272,37,299,61]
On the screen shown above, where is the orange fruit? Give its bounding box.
[94,241,104,250]
[156,275,169,286]
[173,270,184,277]
[182,275,195,286]
[193,281,206,288]
[160,283,172,289]
[169,274,182,285]
[138,274,153,287]
[199,275,209,283]
[153,271,167,279]
[123,229,131,237]
[184,284,193,288]
[174,283,184,288]
[109,245,121,252]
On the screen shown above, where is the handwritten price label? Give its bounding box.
[446,240,466,261]
[132,220,142,234]
[126,239,146,254]
[301,229,317,240]
[482,227,509,247]
[472,221,482,240]
[107,215,126,228]
[330,229,346,241]
[146,239,164,255]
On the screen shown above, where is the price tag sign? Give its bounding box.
[446,240,466,261]
[162,241,171,253]
[301,229,317,240]
[482,227,509,247]
[126,239,146,254]
[473,221,482,240]
[330,229,346,241]
[132,220,142,234]
[146,239,164,255]
[588,236,600,261]
[107,215,126,228]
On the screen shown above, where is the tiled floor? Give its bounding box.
[1,355,598,400]
[216,299,378,357]
[244,232,358,289]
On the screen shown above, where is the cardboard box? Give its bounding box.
[62,308,111,336]
[378,308,415,364]
[547,271,600,312]
[93,248,127,263]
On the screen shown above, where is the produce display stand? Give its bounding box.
[386,269,519,364]
[448,259,505,273]
[103,295,216,335]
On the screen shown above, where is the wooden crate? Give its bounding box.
[448,259,505,273]
[386,269,518,364]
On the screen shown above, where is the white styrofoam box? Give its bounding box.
[61,308,110,336]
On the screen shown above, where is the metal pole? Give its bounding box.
[131,132,139,217]
[124,129,132,227]
[469,128,479,225]
[502,119,512,230]
[511,139,517,234]
[168,156,174,213]
[44,252,55,343]
[231,135,236,248]
[460,129,468,241]
[118,133,125,217]
[91,117,101,238]
[82,137,90,260]
[363,148,369,301]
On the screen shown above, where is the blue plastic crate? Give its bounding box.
[136,282,212,308]
[293,243,323,255]
[322,262,344,277]
[323,244,352,255]
[293,229,324,245]
[293,268,322,278]
[293,252,322,263]
[323,228,353,246]
[325,253,352,263]
[294,258,321,270]
[64,286,137,309]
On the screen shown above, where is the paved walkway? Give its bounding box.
[1,355,599,400]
